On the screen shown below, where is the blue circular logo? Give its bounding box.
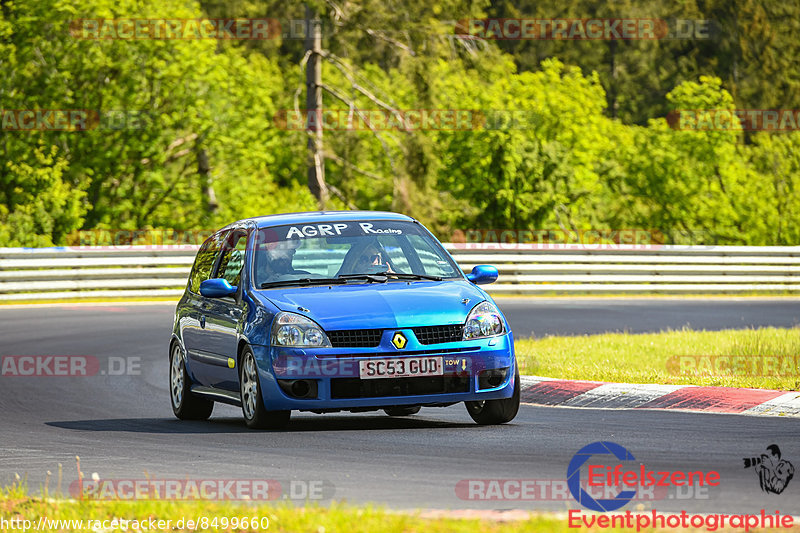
[567,441,637,512]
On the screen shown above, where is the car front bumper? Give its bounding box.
[251,332,516,411]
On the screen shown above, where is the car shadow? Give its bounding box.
[45,415,476,434]
[46,418,250,434]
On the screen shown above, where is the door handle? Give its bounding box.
[200,315,206,329]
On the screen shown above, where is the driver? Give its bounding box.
[351,242,394,274]
[258,238,308,282]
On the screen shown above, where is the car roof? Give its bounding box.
[232,211,417,229]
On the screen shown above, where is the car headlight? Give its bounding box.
[271,312,332,347]
[463,301,506,340]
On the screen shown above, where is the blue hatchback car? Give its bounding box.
[170,211,519,429]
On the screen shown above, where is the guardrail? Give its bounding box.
[0,244,799,300]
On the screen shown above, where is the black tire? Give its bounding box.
[240,347,291,430]
[465,371,520,425]
[170,342,214,420]
[384,406,421,417]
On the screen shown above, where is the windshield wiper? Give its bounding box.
[339,272,442,281]
[385,272,442,281]
[336,273,389,283]
[260,277,347,289]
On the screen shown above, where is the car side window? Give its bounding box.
[216,231,248,287]
[188,233,226,293]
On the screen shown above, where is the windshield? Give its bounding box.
[253,220,462,288]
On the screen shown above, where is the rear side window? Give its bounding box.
[188,232,226,293]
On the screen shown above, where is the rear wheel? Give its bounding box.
[465,371,520,425]
[170,342,213,420]
[240,347,291,430]
[384,406,421,417]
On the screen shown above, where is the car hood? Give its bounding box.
[260,280,488,330]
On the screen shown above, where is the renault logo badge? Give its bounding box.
[391,332,407,349]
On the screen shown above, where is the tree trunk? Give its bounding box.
[305,5,328,209]
[197,148,218,213]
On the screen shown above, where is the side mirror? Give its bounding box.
[466,265,498,285]
[199,278,237,298]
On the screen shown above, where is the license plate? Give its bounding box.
[359,357,443,380]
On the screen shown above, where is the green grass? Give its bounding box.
[7,483,800,533]
[515,327,800,390]
[0,483,570,533]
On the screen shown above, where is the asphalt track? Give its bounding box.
[0,299,798,514]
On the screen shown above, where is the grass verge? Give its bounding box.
[0,485,570,533]
[515,327,800,390]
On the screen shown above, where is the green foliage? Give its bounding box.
[432,58,618,231]
[0,144,84,246]
[748,132,800,244]
[0,0,310,243]
[0,0,798,246]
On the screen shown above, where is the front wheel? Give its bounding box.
[465,371,520,425]
[240,347,291,430]
[170,342,213,420]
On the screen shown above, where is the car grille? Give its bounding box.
[327,329,383,348]
[330,376,470,399]
[326,325,466,348]
[412,324,464,345]
[317,346,479,359]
